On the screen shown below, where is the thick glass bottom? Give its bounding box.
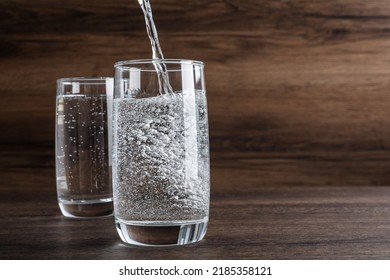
[115,218,208,246]
[59,199,113,218]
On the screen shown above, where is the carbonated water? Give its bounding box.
[56,95,112,206]
[113,91,209,224]
[112,1,209,245]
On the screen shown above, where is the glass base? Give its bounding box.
[59,199,113,218]
[115,219,208,246]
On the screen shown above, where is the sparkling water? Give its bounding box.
[112,91,209,223]
[111,1,209,245]
[56,95,112,205]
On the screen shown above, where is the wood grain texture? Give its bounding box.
[2,0,390,259]
[2,148,390,259]
[2,0,390,186]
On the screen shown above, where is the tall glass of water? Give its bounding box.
[113,59,210,246]
[56,77,114,218]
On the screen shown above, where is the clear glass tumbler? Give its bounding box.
[113,59,210,246]
[56,77,114,218]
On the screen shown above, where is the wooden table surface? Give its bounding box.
[1,146,390,260]
[2,0,390,259]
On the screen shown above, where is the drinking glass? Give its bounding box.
[113,59,210,246]
[56,77,114,218]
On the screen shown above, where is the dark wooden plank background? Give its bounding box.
[2,0,390,187]
[2,0,390,259]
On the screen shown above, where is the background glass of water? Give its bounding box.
[56,77,114,218]
[113,59,210,246]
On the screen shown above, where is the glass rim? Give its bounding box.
[114,59,204,70]
[57,77,113,85]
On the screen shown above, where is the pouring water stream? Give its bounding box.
[138,0,173,95]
